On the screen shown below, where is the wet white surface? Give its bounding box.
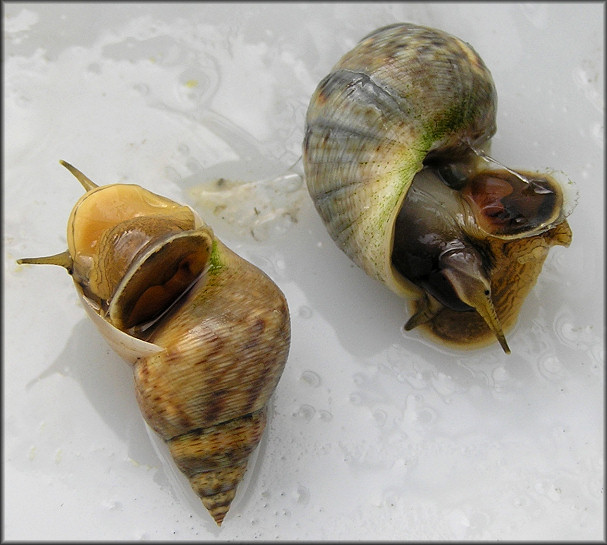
[4,2,604,540]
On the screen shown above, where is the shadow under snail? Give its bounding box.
[303,22,576,353]
[18,161,291,526]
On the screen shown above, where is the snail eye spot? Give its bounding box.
[434,163,469,189]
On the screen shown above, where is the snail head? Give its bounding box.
[393,168,512,353]
[18,161,213,331]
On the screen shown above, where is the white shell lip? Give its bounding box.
[76,287,164,365]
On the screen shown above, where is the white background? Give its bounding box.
[4,2,604,540]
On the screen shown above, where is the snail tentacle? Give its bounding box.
[439,247,510,354]
[60,160,98,191]
[17,250,73,272]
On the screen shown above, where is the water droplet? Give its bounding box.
[492,366,509,383]
[537,355,566,381]
[300,370,320,387]
[554,314,599,351]
[417,408,436,425]
[432,372,457,396]
[101,499,123,511]
[349,393,362,406]
[373,409,387,427]
[133,82,149,96]
[319,410,333,422]
[294,484,309,505]
[294,404,315,421]
[298,305,313,319]
[353,372,365,386]
[186,157,203,173]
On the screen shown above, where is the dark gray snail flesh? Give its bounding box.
[392,156,572,353]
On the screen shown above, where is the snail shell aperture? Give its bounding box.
[303,22,575,353]
[18,161,291,526]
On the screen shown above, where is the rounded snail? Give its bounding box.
[303,22,575,353]
[18,161,291,526]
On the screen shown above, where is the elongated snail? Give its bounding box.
[303,22,575,353]
[18,161,291,526]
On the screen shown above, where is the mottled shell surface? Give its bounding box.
[303,22,497,298]
[18,163,290,526]
[303,22,573,351]
[134,238,290,524]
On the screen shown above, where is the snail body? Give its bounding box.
[18,162,290,526]
[303,22,574,352]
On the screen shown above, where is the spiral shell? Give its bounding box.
[303,22,574,352]
[18,161,291,526]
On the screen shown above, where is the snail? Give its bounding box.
[18,161,291,526]
[303,22,575,353]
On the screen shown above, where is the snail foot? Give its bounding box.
[404,292,443,331]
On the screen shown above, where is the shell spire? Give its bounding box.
[167,409,267,525]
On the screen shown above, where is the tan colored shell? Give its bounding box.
[303,22,573,352]
[18,162,290,526]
